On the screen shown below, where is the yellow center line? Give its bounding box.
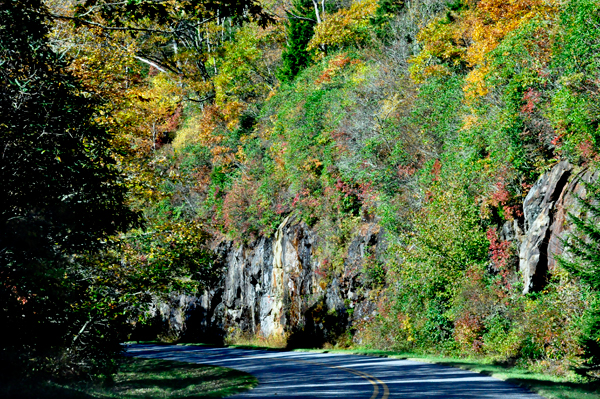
[242,355,389,399]
[331,365,379,399]
[354,370,389,399]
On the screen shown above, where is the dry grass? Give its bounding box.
[224,329,289,349]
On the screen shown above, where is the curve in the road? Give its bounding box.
[126,344,544,399]
[259,355,389,399]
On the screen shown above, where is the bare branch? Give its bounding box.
[48,12,177,33]
[74,1,130,18]
[47,12,218,35]
[133,55,169,73]
[185,93,215,103]
[285,10,317,23]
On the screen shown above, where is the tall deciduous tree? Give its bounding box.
[48,0,274,104]
[0,0,139,379]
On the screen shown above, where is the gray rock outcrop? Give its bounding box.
[518,161,598,294]
[519,161,572,293]
[146,216,382,345]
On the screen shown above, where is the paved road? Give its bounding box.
[126,344,545,399]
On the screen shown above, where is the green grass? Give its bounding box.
[290,347,600,399]
[0,357,258,399]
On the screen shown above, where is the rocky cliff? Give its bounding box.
[145,216,382,345]
[145,161,596,344]
[516,161,597,294]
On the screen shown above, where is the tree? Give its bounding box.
[279,0,317,82]
[47,0,274,104]
[561,178,600,377]
[0,0,139,379]
[307,0,379,59]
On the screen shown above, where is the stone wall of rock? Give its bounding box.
[517,161,598,294]
[148,216,382,345]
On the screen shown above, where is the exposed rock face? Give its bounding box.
[148,161,598,341]
[546,168,599,270]
[518,161,598,294]
[522,161,573,231]
[215,215,320,340]
[519,161,573,293]
[135,293,203,341]
[150,216,382,345]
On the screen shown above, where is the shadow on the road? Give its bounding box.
[421,359,600,399]
[128,344,551,398]
[0,380,95,399]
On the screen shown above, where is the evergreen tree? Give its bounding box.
[561,177,600,376]
[279,0,317,82]
[0,0,139,379]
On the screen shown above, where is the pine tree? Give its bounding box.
[278,0,317,82]
[561,177,600,376]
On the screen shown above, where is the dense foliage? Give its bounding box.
[0,0,139,379]
[153,0,594,376]
[4,0,600,382]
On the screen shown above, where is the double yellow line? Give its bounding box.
[244,355,389,399]
[330,363,389,399]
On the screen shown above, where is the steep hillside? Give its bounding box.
[22,0,600,381]
[142,0,600,377]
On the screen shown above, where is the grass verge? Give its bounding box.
[0,357,258,399]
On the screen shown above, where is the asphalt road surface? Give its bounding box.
[126,344,545,399]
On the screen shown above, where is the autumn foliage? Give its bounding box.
[6,0,600,382]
